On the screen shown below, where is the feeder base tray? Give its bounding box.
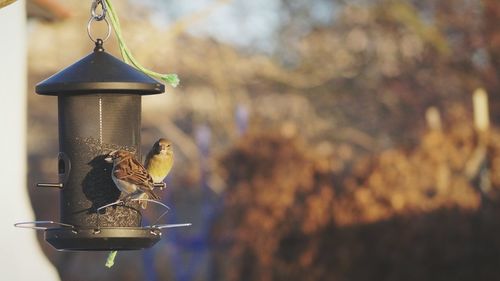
[45,227,161,251]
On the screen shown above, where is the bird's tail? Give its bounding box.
[147,189,160,201]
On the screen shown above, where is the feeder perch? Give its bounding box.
[29,39,171,251]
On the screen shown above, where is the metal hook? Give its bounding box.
[90,0,107,21]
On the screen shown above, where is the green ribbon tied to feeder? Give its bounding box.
[92,0,180,88]
[105,250,118,268]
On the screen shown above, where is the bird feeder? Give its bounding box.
[29,38,167,251]
[15,0,191,251]
[15,0,190,252]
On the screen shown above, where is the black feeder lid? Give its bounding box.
[36,40,165,95]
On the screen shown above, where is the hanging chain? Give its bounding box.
[87,0,111,43]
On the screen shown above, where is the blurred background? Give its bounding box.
[14,0,500,280]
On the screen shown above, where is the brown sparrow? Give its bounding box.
[105,150,159,209]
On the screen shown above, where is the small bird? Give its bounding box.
[144,138,174,187]
[105,150,159,209]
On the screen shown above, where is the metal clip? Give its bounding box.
[90,0,107,21]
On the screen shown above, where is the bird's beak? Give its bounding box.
[105,150,118,163]
[159,144,167,154]
[104,155,113,163]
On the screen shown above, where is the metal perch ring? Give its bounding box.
[14,221,75,231]
[95,198,171,230]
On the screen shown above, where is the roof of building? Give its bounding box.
[27,0,71,21]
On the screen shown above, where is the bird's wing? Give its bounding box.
[114,157,155,191]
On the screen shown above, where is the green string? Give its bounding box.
[104,0,180,87]
[105,250,117,268]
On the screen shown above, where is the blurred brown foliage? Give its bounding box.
[214,114,500,281]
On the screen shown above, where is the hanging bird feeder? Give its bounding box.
[15,0,189,251]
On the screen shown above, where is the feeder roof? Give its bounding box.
[36,45,165,96]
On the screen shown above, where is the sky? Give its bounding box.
[139,0,337,54]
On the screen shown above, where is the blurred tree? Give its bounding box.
[213,111,500,281]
